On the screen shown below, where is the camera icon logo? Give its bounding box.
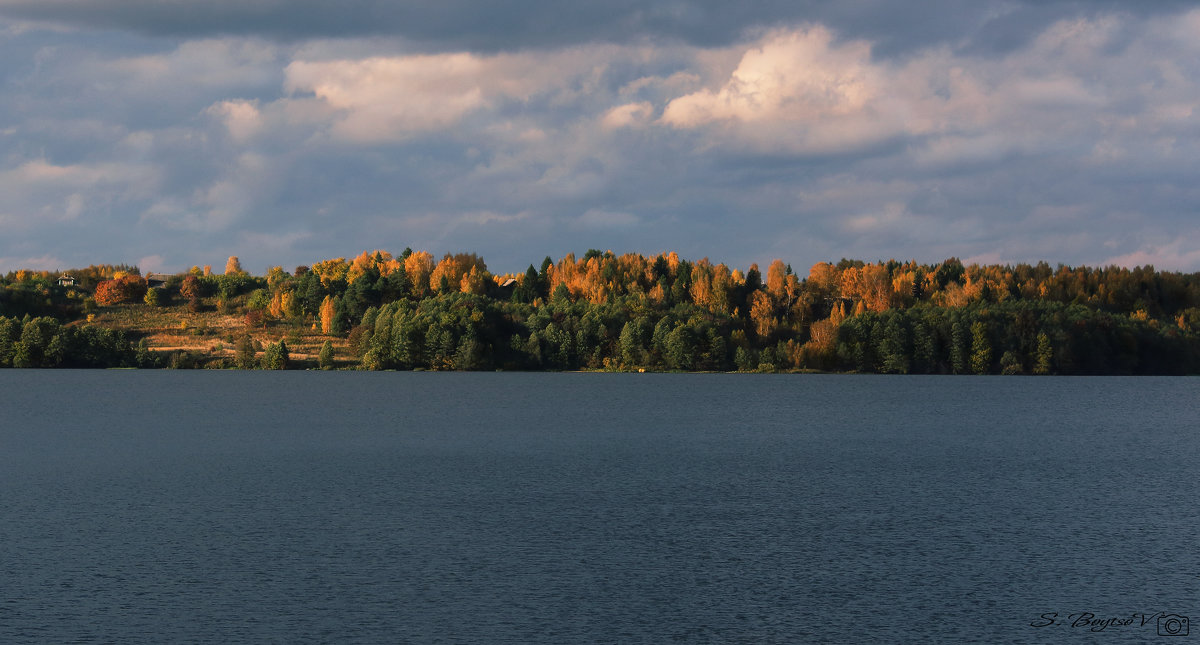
[1158,614,1189,636]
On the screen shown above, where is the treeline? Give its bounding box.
[4,250,1200,373]
[0,315,159,369]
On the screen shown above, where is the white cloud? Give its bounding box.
[207,99,263,143]
[648,14,1200,163]
[602,102,654,129]
[662,27,878,127]
[1104,239,1200,272]
[281,47,619,142]
[137,254,166,273]
[285,54,489,141]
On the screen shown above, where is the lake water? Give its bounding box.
[1,372,1198,643]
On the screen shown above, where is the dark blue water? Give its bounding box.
[2,372,1198,643]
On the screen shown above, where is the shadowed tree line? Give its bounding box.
[4,252,1200,373]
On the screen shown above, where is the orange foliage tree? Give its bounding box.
[749,291,776,338]
[429,253,488,294]
[179,275,202,300]
[320,295,337,335]
[93,275,148,306]
[403,252,434,297]
[766,259,787,300]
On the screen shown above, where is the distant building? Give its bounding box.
[57,274,76,287]
[145,273,172,289]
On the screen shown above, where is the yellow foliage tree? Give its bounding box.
[347,250,393,284]
[319,295,336,335]
[766,259,787,300]
[269,291,297,319]
[808,262,839,299]
[749,291,776,338]
[710,264,733,315]
[224,256,243,275]
[430,253,487,294]
[266,266,288,290]
[404,251,434,297]
[459,265,488,295]
[860,264,892,312]
[311,258,349,287]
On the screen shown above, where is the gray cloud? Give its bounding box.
[0,1,1193,55]
[3,4,1200,274]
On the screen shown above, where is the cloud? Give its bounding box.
[0,159,159,226]
[281,47,622,142]
[5,6,1200,273]
[0,254,65,271]
[662,27,878,127]
[602,102,655,129]
[576,209,641,229]
[207,100,263,142]
[85,38,281,93]
[139,152,278,233]
[1105,239,1200,271]
[137,253,166,273]
[284,55,493,141]
[3,1,1194,57]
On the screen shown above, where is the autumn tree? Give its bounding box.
[225,256,243,275]
[311,257,350,288]
[429,253,488,294]
[320,295,337,335]
[347,251,390,284]
[266,266,289,291]
[93,275,148,306]
[177,275,199,299]
[459,265,488,295]
[766,259,787,300]
[749,291,776,339]
[404,251,434,297]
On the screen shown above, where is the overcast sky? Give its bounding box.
[2,1,1199,275]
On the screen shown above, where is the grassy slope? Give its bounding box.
[84,296,352,368]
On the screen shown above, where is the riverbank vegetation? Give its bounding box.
[3,251,1200,373]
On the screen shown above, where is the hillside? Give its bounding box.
[3,251,1200,373]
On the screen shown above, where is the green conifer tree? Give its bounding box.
[970,321,992,374]
[318,340,335,370]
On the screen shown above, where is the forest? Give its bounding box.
[3,250,1200,374]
